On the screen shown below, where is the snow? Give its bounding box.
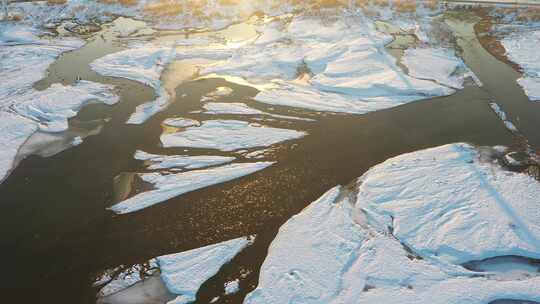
[517,77,540,101]
[501,30,540,101]
[202,102,315,121]
[0,112,38,182]
[201,87,234,102]
[203,102,266,115]
[167,12,467,115]
[489,102,519,133]
[245,143,540,304]
[96,236,253,302]
[109,162,274,214]
[0,29,113,183]
[134,150,235,170]
[224,279,240,295]
[91,46,176,124]
[72,136,83,146]
[0,29,84,103]
[199,15,458,113]
[160,120,306,152]
[402,47,473,89]
[166,295,193,304]
[10,81,118,133]
[158,236,254,302]
[163,118,200,128]
[97,260,158,297]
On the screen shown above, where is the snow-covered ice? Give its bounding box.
[96,260,158,297]
[185,14,461,114]
[245,143,540,304]
[109,162,274,214]
[202,102,315,121]
[501,29,540,101]
[402,47,473,89]
[201,86,234,102]
[134,150,235,170]
[91,46,176,124]
[160,120,306,152]
[97,235,256,303]
[0,112,38,182]
[517,77,540,101]
[163,117,200,128]
[489,102,519,133]
[159,236,254,302]
[10,81,118,133]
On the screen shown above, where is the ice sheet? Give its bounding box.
[160,120,306,152]
[246,144,540,304]
[159,236,254,301]
[91,46,176,124]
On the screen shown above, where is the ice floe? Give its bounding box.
[201,86,234,102]
[245,143,540,304]
[202,102,315,121]
[10,81,118,133]
[134,150,235,170]
[159,236,254,301]
[162,118,200,128]
[109,162,273,214]
[224,279,240,295]
[96,260,159,298]
[97,236,254,303]
[160,120,306,152]
[489,102,519,133]
[402,47,473,89]
[0,80,117,183]
[91,46,176,124]
[501,29,540,101]
[0,112,38,182]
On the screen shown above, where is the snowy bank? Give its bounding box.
[501,29,540,101]
[246,143,540,304]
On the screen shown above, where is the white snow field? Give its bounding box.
[134,150,235,170]
[160,120,306,152]
[97,236,254,303]
[502,29,540,101]
[109,162,274,214]
[245,143,540,304]
[90,46,176,124]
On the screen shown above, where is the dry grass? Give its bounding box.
[99,0,139,6]
[144,0,183,16]
[217,0,241,6]
[422,0,439,10]
[394,0,417,13]
[47,0,68,5]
